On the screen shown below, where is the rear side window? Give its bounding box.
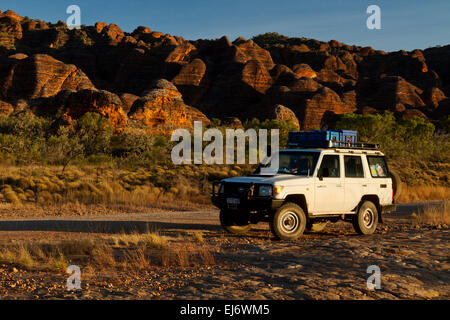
[367,156,389,178]
[344,155,364,178]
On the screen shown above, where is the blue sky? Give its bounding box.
[1,0,449,52]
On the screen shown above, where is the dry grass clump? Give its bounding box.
[1,185,21,204]
[190,231,205,243]
[0,231,215,273]
[0,163,254,209]
[398,185,450,203]
[0,242,69,272]
[411,200,450,226]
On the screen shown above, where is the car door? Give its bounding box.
[314,154,344,213]
[366,155,392,205]
[343,155,366,211]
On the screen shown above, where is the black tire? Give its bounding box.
[219,209,252,235]
[306,221,328,232]
[270,203,307,240]
[390,169,402,202]
[352,201,379,235]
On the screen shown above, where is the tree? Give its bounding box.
[48,113,114,171]
[77,112,113,155]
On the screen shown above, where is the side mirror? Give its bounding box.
[318,174,323,181]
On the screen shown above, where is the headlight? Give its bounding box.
[259,185,272,197]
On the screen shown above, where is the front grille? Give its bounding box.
[223,183,253,196]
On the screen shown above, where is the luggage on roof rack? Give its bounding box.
[286,130,379,150]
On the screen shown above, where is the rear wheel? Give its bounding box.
[352,201,378,235]
[270,203,306,240]
[219,209,252,235]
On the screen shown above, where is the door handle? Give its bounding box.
[317,185,326,188]
[362,184,367,187]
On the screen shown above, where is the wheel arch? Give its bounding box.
[359,194,382,223]
[283,194,308,216]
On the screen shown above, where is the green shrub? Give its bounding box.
[335,111,450,163]
[0,114,50,164]
[244,118,298,146]
[110,131,153,157]
[252,32,289,47]
[77,112,114,155]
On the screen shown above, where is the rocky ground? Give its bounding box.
[0,207,448,300]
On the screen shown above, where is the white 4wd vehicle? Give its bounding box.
[212,145,398,240]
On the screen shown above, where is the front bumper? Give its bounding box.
[211,181,283,211]
[211,194,284,211]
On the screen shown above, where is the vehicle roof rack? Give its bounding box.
[286,140,381,150]
[286,130,380,150]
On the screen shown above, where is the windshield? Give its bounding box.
[254,151,320,176]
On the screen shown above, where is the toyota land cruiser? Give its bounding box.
[211,131,398,240]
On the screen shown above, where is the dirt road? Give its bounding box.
[0,202,448,300]
[0,202,442,234]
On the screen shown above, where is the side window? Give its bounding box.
[367,156,389,178]
[344,155,364,178]
[318,155,340,178]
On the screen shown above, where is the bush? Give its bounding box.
[46,130,83,165]
[110,130,153,157]
[0,114,50,164]
[77,112,114,155]
[438,115,450,133]
[244,118,298,146]
[252,32,289,47]
[0,113,51,139]
[335,111,450,163]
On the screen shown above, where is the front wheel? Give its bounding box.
[270,203,306,240]
[352,201,379,235]
[219,210,252,235]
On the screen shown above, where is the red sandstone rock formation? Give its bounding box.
[292,64,317,78]
[38,88,128,131]
[271,104,300,129]
[0,54,94,100]
[301,87,355,130]
[0,8,447,134]
[119,93,140,114]
[0,100,13,115]
[128,79,210,134]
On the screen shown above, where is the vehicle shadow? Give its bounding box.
[0,219,222,235]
